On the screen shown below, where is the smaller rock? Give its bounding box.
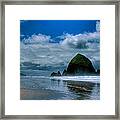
[62,69,67,76]
[57,71,61,76]
[50,71,61,76]
[51,72,57,76]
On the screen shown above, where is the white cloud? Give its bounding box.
[60,32,100,49]
[21,30,100,49]
[22,34,51,44]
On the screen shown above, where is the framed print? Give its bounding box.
[0,0,119,119]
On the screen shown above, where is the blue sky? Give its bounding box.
[20,20,99,41]
[20,20,100,75]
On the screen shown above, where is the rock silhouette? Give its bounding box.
[51,53,98,76]
[62,69,67,76]
[51,71,61,76]
[66,53,96,75]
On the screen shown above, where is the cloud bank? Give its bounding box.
[22,34,51,44]
[21,31,100,49]
[60,32,99,49]
[21,32,100,70]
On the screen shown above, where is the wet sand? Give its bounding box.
[20,76,100,100]
[20,88,66,100]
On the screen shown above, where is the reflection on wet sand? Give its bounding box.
[50,78,100,100]
[21,76,100,100]
[66,81,100,100]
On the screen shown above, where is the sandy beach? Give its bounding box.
[20,88,66,100]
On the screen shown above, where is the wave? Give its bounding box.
[50,76,100,83]
[21,75,100,83]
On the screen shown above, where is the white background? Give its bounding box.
[5,5,115,115]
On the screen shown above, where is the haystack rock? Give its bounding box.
[66,53,96,75]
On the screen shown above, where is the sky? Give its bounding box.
[20,20,100,75]
[20,20,99,41]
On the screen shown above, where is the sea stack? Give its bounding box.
[50,53,97,76]
[51,71,61,76]
[66,53,96,75]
